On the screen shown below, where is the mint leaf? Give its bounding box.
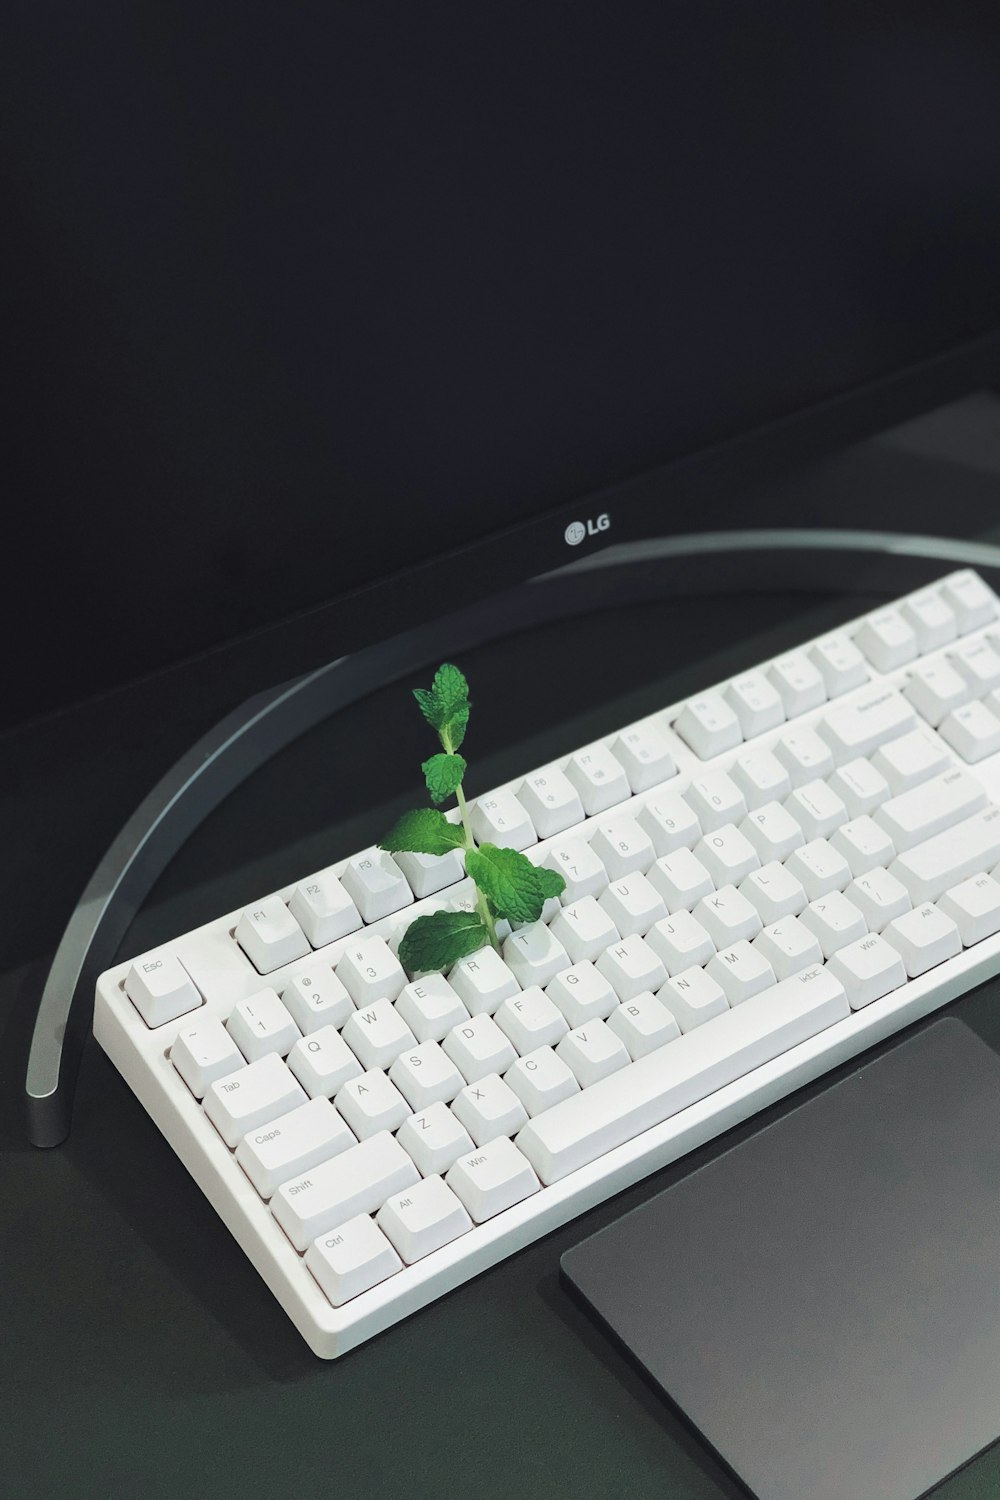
[412,687,439,729]
[431,663,468,720]
[442,701,470,752]
[379,808,466,856]
[399,910,490,974]
[535,865,566,901]
[466,843,548,925]
[422,752,466,804]
[412,663,470,749]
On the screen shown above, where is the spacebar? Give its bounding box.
[515,966,849,1184]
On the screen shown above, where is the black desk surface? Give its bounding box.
[5,574,1000,1500]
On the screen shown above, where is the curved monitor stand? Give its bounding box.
[25,529,1000,1147]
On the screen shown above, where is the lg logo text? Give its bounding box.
[564,513,610,546]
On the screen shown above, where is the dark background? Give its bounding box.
[3,2,1000,725]
[5,3,1000,1493]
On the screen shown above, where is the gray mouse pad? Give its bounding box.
[561,1017,1000,1500]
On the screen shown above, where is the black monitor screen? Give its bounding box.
[4,3,1000,726]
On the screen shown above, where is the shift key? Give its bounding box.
[890,807,1000,904]
[271,1131,418,1252]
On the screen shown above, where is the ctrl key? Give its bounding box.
[305,1217,402,1307]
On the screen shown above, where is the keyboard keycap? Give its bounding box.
[452,1073,528,1146]
[853,608,918,672]
[565,744,631,815]
[694,823,760,885]
[646,848,714,912]
[657,966,728,1031]
[377,1175,473,1264]
[901,589,958,652]
[341,999,416,1071]
[598,872,668,936]
[826,933,907,1009]
[236,896,311,974]
[942,571,996,632]
[808,636,868,696]
[637,791,701,855]
[287,1026,363,1098]
[646,910,716,974]
[829,816,896,878]
[445,1137,540,1223]
[784,781,847,842]
[870,730,948,793]
[335,1069,412,1140]
[556,1018,630,1086]
[337,936,408,1007]
[227,988,300,1063]
[287,870,362,947]
[607,992,681,1059]
[874,768,987,853]
[694,884,762,946]
[774,728,835,786]
[739,862,807,923]
[502,923,569,987]
[236,1097,356,1199]
[282,969,353,1034]
[705,941,775,1005]
[396,1100,474,1176]
[751,916,823,980]
[612,724,677,793]
[938,874,1000,946]
[767,653,825,716]
[171,1015,245,1098]
[545,962,619,1026]
[518,766,585,838]
[730,748,792,808]
[204,1053,307,1149]
[686,772,747,832]
[443,1013,518,1084]
[517,966,849,1184]
[273,1131,418,1252]
[784,840,851,901]
[596,934,668,1001]
[798,892,867,959]
[388,1041,465,1111]
[589,815,655,880]
[305,1215,402,1307]
[828,757,889,816]
[341,848,413,923]
[470,789,536,849]
[723,672,784,737]
[845,867,911,932]
[740,802,804,864]
[938,701,1000,763]
[817,688,915,763]
[883,903,962,977]
[549,896,620,964]
[125,950,201,1027]
[542,837,609,902]
[902,659,969,728]
[449,946,520,1016]
[493,986,568,1053]
[673,693,742,759]
[391,848,466,900]
[505,1047,580,1116]
[395,975,469,1042]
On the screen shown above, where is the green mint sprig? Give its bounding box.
[379,663,565,973]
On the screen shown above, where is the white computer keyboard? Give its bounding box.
[94,568,1000,1357]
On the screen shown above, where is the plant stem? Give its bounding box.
[454,781,499,952]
